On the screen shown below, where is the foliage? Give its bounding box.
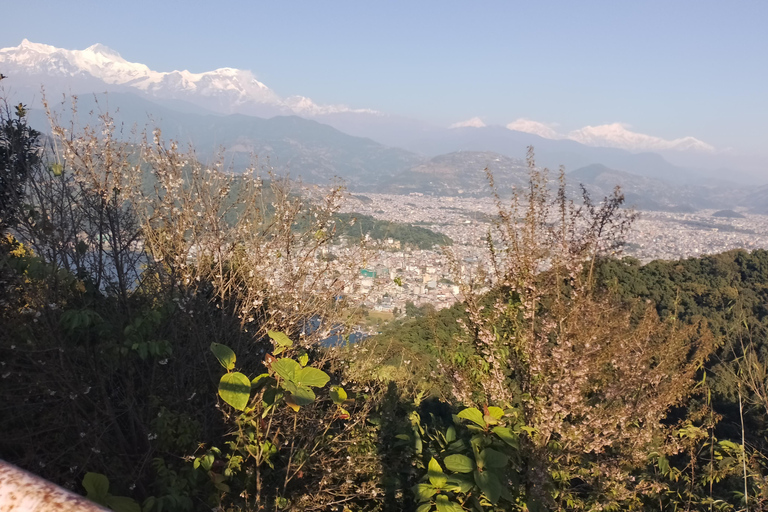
[0,101,41,232]
[3,92,768,512]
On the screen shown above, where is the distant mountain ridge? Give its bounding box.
[25,92,421,188]
[2,39,764,206]
[569,164,743,212]
[22,94,755,213]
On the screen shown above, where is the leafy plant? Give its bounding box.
[82,472,140,512]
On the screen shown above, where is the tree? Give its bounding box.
[0,101,41,232]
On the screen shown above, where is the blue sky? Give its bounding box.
[3,0,767,157]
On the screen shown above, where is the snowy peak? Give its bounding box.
[18,38,57,54]
[566,123,715,153]
[83,43,125,61]
[506,118,714,153]
[0,40,373,117]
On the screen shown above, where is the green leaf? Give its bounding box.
[445,425,456,443]
[83,472,109,501]
[105,495,141,512]
[210,342,236,370]
[298,352,309,367]
[272,358,300,382]
[251,373,274,389]
[294,366,330,388]
[447,474,475,493]
[479,448,508,469]
[428,457,447,488]
[474,469,502,504]
[200,453,214,471]
[330,386,347,405]
[218,372,251,410]
[286,382,316,406]
[445,453,474,473]
[416,504,433,512]
[658,455,670,475]
[457,407,486,428]
[487,406,504,420]
[50,163,64,176]
[492,426,518,448]
[413,483,437,501]
[436,495,463,512]
[268,330,294,348]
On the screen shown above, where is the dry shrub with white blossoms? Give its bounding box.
[449,147,716,508]
[28,94,363,349]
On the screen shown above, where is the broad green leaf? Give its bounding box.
[284,393,301,412]
[416,504,433,512]
[457,407,485,428]
[445,425,456,443]
[447,475,475,493]
[298,352,309,367]
[480,448,509,469]
[474,469,502,504]
[413,483,437,501]
[294,366,330,388]
[105,495,141,512]
[469,434,485,454]
[218,372,251,410]
[271,358,300,382]
[200,453,214,471]
[251,373,274,389]
[286,382,316,406]
[445,453,474,473]
[268,330,294,347]
[487,406,504,420]
[436,495,463,512]
[658,455,670,475]
[210,342,236,370]
[492,426,518,448]
[330,386,347,405]
[428,457,447,488]
[83,472,109,501]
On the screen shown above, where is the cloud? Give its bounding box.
[506,118,714,153]
[449,116,486,128]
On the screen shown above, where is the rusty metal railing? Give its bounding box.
[0,459,107,511]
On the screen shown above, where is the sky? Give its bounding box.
[2,0,767,159]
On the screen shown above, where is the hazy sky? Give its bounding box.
[2,0,767,157]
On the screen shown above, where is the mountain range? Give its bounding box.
[1,39,765,213]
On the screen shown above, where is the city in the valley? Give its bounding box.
[334,192,768,317]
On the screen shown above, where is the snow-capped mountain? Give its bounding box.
[505,118,714,153]
[0,39,373,117]
[566,123,715,153]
